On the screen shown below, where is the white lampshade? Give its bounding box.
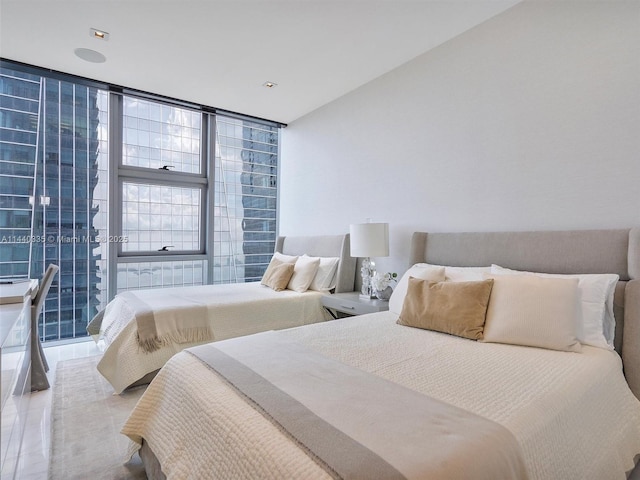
[350,222,389,258]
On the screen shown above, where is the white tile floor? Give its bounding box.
[12,340,101,479]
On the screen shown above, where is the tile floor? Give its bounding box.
[11,340,101,479]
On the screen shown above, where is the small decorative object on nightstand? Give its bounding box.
[321,292,390,319]
[371,271,397,300]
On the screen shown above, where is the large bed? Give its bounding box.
[90,234,356,393]
[122,228,640,479]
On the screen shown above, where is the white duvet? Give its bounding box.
[122,312,640,480]
[95,282,332,393]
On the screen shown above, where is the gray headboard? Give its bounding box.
[409,228,640,400]
[275,234,356,293]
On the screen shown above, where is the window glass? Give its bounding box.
[0,68,110,342]
[121,181,201,253]
[213,116,278,283]
[122,96,201,174]
[116,260,206,293]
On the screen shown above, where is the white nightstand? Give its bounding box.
[321,292,389,318]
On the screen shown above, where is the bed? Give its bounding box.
[89,234,356,394]
[121,228,640,479]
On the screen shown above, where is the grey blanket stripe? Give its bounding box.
[186,347,405,480]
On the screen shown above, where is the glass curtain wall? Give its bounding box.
[0,68,40,279]
[0,66,109,341]
[0,61,280,342]
[214,116,278,283]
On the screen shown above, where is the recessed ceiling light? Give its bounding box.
[74,48,106,63]
[90,28,110,41]
[262,81,277,88]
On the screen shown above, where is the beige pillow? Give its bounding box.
[491,264,618,350]
[389,264,446,315]
[288,256,321,293]
[397,278,494,340]
[261,258,296,291]
[481,274,582,352]
[272,252,298,264]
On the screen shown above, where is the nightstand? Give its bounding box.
[321,292,389,318]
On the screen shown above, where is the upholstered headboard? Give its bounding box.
[409,228,640,400]
[275,234,356,293]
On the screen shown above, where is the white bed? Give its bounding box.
[121,228,640,479]
[90,234,356,393]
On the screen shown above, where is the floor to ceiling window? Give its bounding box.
[0,60,281,343]
[0,67,109,341]
[214,116,279,283]
[115,95,207,294]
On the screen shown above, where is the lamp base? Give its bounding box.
[360,257,376,299]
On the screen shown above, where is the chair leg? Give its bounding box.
[30,324,50,391]
[38,336,49,372]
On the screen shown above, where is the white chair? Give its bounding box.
[31,264,59,391]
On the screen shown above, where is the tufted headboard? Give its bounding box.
[409,228,640,400]
[275,234,356,293]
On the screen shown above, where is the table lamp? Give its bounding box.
[349,222,389,299]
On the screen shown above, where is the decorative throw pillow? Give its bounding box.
[273,252,298,264]
[288,256,321,293]
[261,257,296,291]
[491,265,618,350]
[304,255,340,292]
[389,264,446,315]
[397,278,494,340]
[481,274,582,352]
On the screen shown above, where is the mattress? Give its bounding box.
[95,282,332,393]
[122,312,640,479]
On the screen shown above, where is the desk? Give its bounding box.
[0,281,37,305]
[0,280,36,479]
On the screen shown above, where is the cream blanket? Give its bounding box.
[122,313,640,479]
[93,282,332,393]
[117,292,211,353]
[188,333,528,480]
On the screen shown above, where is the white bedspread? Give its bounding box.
[96,282,332,393]
[122,312,640,480]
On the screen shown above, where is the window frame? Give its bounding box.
[109,94,213,296]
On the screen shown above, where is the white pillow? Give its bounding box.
[287,256,321,293]
[481,274,582,353]
[389,264,445,315]
[416,263,491,282]
[491,265,618,350]
[303,255,340,292]
[427,264,492,282]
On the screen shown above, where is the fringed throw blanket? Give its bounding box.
[187,332,529,480]
[117,292,211,353]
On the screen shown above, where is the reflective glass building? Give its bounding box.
[0,66,106,341]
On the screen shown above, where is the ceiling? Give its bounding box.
[0,0,521,124]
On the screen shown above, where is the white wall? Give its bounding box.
[280,1,640,275]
